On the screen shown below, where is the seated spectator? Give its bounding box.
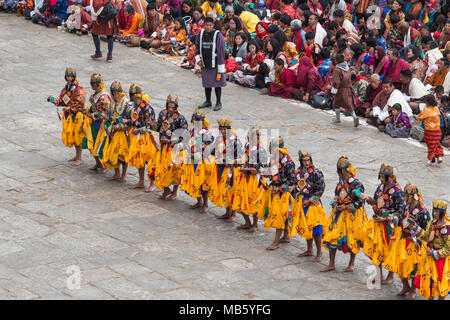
[423,40,443,77]
[118,4,143,43]
[434,85,444,105]
[273,29,299,70]
[400,69,429,114]
[426,58,450,88]
[188,6,204,36]
[304,14,327,47]
[166,0,182,15]
[256,21,270,51]
[317,47,331,80]
[406,45,426,81]
[386,47,410,89]
[225,32,248,77]
[367,77,412,127]
[384,103,412,137]
[363,45,389,79]
[280,0,296,20]
[234,5,259,34]
[296,56,324,102]
[139,3,163,50]
[278,13,292,39]
[155,0,167,15]
[303,31,322,66]
[180,35,197,69]
[146,14,175,51]
[356,73,383,117]
[181,0,193,19]
[268,58,297,98]
[169,17,188,55]
[234,39,265,87]
[333,9,357,35]
[270,11,282,26]
[350,68,368,106]
[201,0,223,20]
[225,17,244,54]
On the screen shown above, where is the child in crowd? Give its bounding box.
[416,94,445,166]
[384,103,412,138]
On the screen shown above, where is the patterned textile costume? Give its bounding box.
[125,84,159,169]
[256,138,296,232]
[291,150,326,240]
[83,74,111,157]
[207,119,244,209]
[360,164,406,273]
[414,200,450,299]
[179,110,214,199]
[49,68,88,149]
[100,81,132,169]
[322,157,367,254]
[152,94,188,190]
[395,184,430,280]
[232,126,268,215]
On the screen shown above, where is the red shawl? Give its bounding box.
[296,56,324,90]
[387,58,410,83]
[256,21,269,40]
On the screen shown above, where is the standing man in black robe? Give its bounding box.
[195,17,227,111]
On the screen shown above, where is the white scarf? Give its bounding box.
[90,0,104,22]
[404,27,412,48]
[408,78,428,100]
[314,23,327,47]
[385,89,413,117]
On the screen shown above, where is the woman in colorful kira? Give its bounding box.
[256,137,296,251]
[101,81,132,182]
[207,118,244,222]
[233,125,268,233]
[47,67,87,167]
[414,200,449,300]
[320,156,367,272]
[125,84,159,190]
[153,94,189,200]
[292,150,326,263]
[180,109,214,214]
[360,164,406,285]
[395,183,430,300]
[84,73,111,174]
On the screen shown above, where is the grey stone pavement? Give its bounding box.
[0,14,449,300]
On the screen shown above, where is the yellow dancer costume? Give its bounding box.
[395,184,431,280]
[153,94,188,189]
[207,119,244,209]
[360,164,406,273]
[83,74,111,157]
[321,157,367,254]
[179,109,215,199]
[415,200,450,300]
[256,138,297,233]
[48,68,88,148]
[100,81,132,169]
[232,126,269,215]
[125,84,159,169]
[291,150,327,239]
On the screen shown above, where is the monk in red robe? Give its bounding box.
[268,58,297,99]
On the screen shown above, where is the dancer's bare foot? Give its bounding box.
[237,224,251,230]
[248,226,258,233]
[199,205,208,214]
[145,183,156,193]
[298,250,313,257]
[96,168,107,174]
[158,189,171,200]
[266,243,279,250]
[68,156,77,162]
[129,182,145,189]
[107,175,121,181]
[397,288,410,296]
[90,165,99,171]
[226,214,236,222]
[167,192,177,201]
[381,278,394,285]
[314,254,323,263]
[119,176,127,183]
[344,265,355,272]
[320,265,335,272]
[189,202,202,209]
[72,160,82,167]
[405,291,417,300]
[279,237,290,243]
[217,213,229,219]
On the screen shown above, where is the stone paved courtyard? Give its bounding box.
[0,14,449,299]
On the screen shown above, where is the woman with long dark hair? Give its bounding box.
[407,45,427,82]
